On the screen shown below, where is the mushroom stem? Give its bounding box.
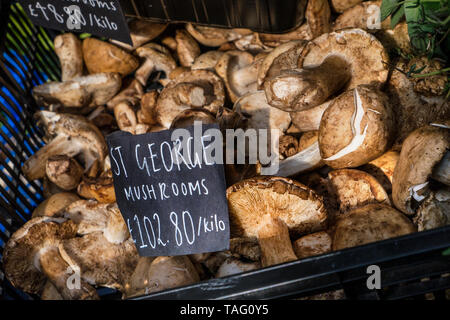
[114,102,137,132]
[261,141,322,177]
[38,247,99,300]
[54,34,83,81]
[23,136,80,181]
[257,215,297,267]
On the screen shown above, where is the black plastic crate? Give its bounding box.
[0,0,449,301]
[120,0,307,33]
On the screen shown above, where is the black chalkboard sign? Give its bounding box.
[19,0,132,45]
[106,124,230,256]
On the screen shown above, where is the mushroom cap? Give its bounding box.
[125,256,200,298]
[175,29,201,67]
[360,150,399,193]
[333,1,385,31]
[159,69,225,120]
[332,204,416,250]
[127,20,167,49]
[3,217,77,295]
[293,231,332,259]
[33,73,122,108]
[216,258,260,278]
[82,38,139,76]
[331,0,363,13]
[306,0,331,38]
[64,200,112,235]
[415,188,450,231]
[319,85,395,168]
[392,124,450,215]
[136,43,177,75]
[192,51,224,70]
[186,24,251,47]
[215,50,257,103]
[77,173,115,203]
[170,108,217,129]
[257,40,307,89]
[22,112,108,180]
[299,29,389,90]
[227,176,327,238]
[32,192,80,218]
[328,169,390,213]
[45,155,83,191]
[234,91,291,132]
[59,232,138,291]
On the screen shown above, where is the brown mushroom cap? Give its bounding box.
[175,30,201,67]
[45,155,83,191]
[170,108,217,129]
[264,55,351,112]
[216,257,260,278]
[2,217,77,295]
[124,256,200,298]
[135,43,177,86]
[64,200,111,235]
[33,73,122,109]
[82,38,139,76]
[293,231,332,259]
[359,150,399,194]
[306,0,331,38]
[22,112,107,181]
[331,0,363,13]
[328,169,390,213]
[215,50,258,103]
[299,29,389,90]
[332,204,416,250]
[415,188,450,231]
[227,176,327,238]
[32,192,80,218]
[192,51,224,70]
[333,1,385,32]
[392,125,450,215]
[59,232,138,291]
[111,20,167,50]
[319,85,395,169]
[185,24,251,47]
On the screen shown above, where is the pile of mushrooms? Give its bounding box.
[3,0,449,300]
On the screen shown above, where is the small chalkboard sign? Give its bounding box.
[106,124,230,256]
[19,0,132,45]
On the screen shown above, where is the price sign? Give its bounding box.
[19,0,132,45]
[106,124,230,256]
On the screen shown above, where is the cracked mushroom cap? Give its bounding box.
[2,217,77,295]
[319,85,395,169]
[298,29,389,90]
[227,176,328,238]
[392,124,450,215]
[82,38,139,76]
[33,73,122,109]
[186,24,251,47]
[59,231,138,291]
[328,169,390,213]
[332,204,416,250]
[22,112,107,181]
[215,50,258,103]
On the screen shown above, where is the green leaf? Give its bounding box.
[381,0,401,21]
[443,248,450,256]
[404,1,424,24]
[391,4,406,28]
